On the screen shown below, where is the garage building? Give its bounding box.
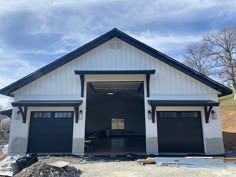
[0,28,231,155]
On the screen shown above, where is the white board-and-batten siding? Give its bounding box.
[8,37,224,156]
[13,37,218,101]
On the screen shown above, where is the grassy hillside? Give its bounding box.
[219,94,236,150]
[220,94,236,110]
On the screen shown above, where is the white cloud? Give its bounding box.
[131,30,201,51]
[129,30,202,60]
[0,58,40,88]
[0,0,112,14]
[0,58,42,109]
[0,0,235,108]
[0,49,44,108]
[0,96,13,110]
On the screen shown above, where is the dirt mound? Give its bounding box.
[221,110,236,150]
[14,161,81,177]
[221,110,236,132]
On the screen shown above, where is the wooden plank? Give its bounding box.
[137,158,156,165]
[224,157,236,163]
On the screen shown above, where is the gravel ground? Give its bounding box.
[37,156,236,177]
[76,161,236,177]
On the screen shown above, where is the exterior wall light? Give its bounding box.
[79,110,83,120]
[148,110,152,120]
[211,110,217,120]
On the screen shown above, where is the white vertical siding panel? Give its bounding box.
[166,65,172,95]
[127,44,132,70]
[178,70,183,94]
[118,48,124,70]
[130,46,135,69]
[14,37,218,100]
[99,46,106,70]
[114,50,119,70]
[183,73,191,95]
[191,78,196,93]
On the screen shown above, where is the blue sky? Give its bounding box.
[0,0,236,108]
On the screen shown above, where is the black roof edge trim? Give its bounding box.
[148,100,220,107]
[114,29,232,96]
[0,29,119,96]
[74,70,156,75]
[0,28,232,96]
[11,100,83,107]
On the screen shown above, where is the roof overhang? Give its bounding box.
[11,100,83,123]
[148,100,219,107]
[11,100,83,107]
[148,100,219,124]
[74,70,156,75]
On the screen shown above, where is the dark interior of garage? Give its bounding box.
[85,81,146,155]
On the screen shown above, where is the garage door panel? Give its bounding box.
[157,111,204,153]
[28,111,73,153]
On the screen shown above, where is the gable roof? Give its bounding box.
[0,28,232,96]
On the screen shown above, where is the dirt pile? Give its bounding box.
[14,161,81,177]
[221,110,236,132]
[221,110,236,150]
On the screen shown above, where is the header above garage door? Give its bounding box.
[74,70,156,75]
[148,100,219,124]
[11,100,83,123]
[74,70,156,97]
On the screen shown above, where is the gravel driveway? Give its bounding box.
[77,161,236,177]
[41,156,236,177]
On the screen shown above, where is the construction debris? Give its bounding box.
[0,155,23,176]
[14,161,81,177]
[0,154,38,176]
[16,153,38,171]
[137,156,236,167]
[155,157,226,167]
[137,158,156,165]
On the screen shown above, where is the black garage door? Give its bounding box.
[157,111,204,153]
[28,111,73,153]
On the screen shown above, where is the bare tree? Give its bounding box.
[204,26,236,99]
[183,42,213,76]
